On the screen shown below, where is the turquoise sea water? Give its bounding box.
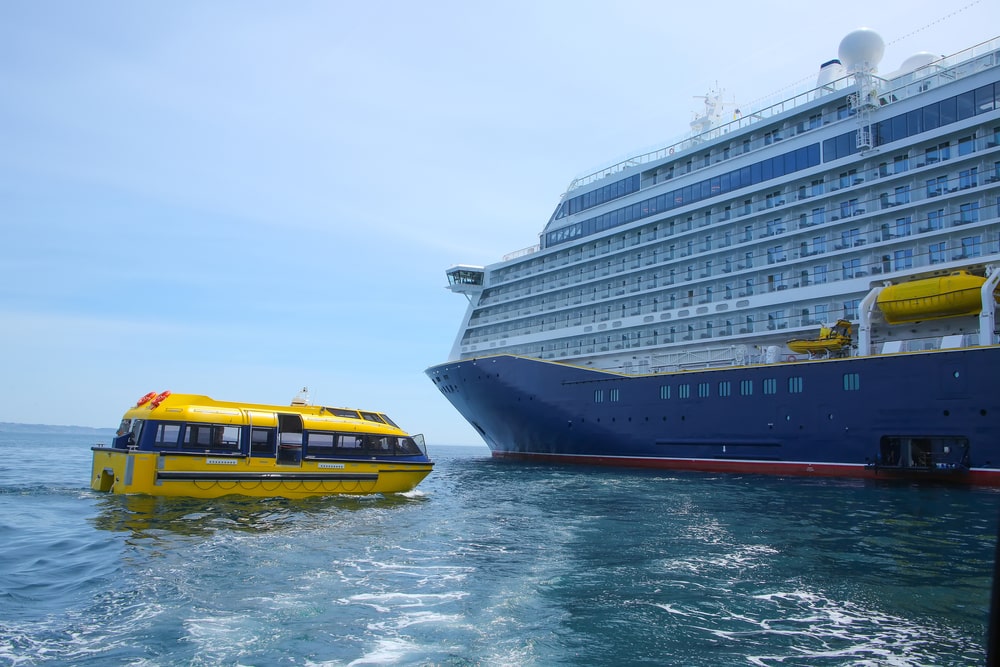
[1,429,998,666]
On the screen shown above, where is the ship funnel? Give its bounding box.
[815,58,846,88]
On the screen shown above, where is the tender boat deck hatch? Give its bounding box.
[277,413,304,465]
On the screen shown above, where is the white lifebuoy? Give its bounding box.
[669,147,674,155]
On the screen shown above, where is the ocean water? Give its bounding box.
[0,429,997,666]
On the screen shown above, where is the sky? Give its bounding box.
[0,0,996,446]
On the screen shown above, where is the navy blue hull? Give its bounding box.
[428,347,1000,484]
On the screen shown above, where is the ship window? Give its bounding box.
[740,380,753,396]
[698,383,710,398]
[976,85,996,113]
[679,384,690,399]
[594,389,604,403]
[610,388,620,402]
[788,377,803,393]
[659,385,671,400]
[929,242,948,264]
[763,379,777,395]
[961,236,982,258]
[843,373,861,391]
[718,381,731,397]
[894,249,913,269]
[958,135,974,155]
[959,202,980,224]
[154,423,180,448]
[360,411,385,423]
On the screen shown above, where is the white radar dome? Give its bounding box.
[838,28,885,72]
[897,51,938,74]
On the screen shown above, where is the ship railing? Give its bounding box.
[877,333,983,354]
[876,37,1000,112]
[566,36,1000,194]
[502,244,540,262]
[643,344,757,373]
[566,78,856,193]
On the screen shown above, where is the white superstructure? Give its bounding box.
[445,31,1000,374]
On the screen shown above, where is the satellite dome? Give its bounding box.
[838,28,885,72]
[897,51,938,74]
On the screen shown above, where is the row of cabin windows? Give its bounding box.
[149,423,421,456]
[619,373,861,403]
[545,80,999,249]
[485,185,999,315]
[471,217,995,343]
[502,129,1000,294]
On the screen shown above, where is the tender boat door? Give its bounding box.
[276,413,303,465]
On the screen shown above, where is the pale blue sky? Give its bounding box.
[1,1,995,445]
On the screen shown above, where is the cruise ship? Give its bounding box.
[426,28,1000,484]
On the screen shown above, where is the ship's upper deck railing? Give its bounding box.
[565,36,1000,194]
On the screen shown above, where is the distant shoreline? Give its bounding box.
[0,422,115,435]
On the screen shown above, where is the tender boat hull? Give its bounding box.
[90,391,433,498]
[90,449,433,499]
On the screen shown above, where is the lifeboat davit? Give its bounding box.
[876,271,996,324]
[787,319,852,356]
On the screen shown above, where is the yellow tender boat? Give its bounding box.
[876,271,994,324]
[787,319,852,356]
[90,390,434,499]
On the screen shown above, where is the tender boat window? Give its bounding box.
[307,432,336,456]
[251,428,275,456]
[324,407,361,419]
[154,423,181,448]
[183,424,240,451]
[339,434,365,449]
[398,437,423,455]
[360,412,385,423]
[128,419,144,447]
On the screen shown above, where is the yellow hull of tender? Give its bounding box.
[877,272,992,324]
[90,450,433,499]
[786,336,850,354]
[90,390,433,499]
